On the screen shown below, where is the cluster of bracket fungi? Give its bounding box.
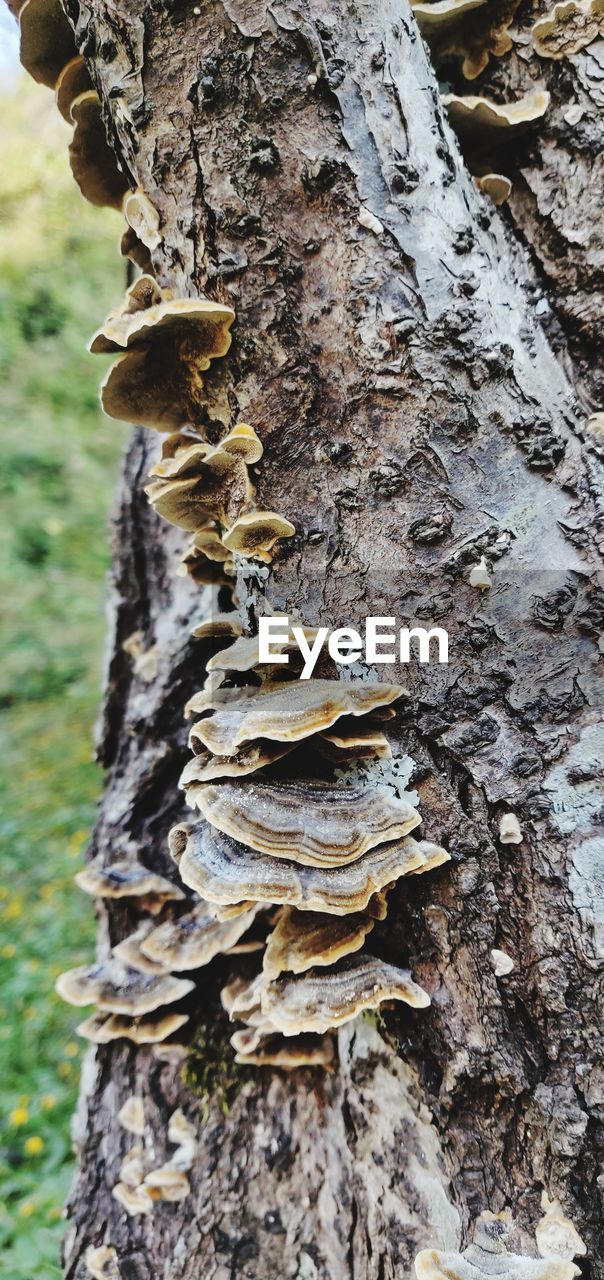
[18,0,451,1071]
[17,0,589,1270]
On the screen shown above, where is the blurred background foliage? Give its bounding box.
[0,74,124,1277]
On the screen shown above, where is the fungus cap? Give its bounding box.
[89,278,235,357]
[173,821,438,915]
[56,56,93,122]
[74,858,185,908]
[139,902,258,971]
[442,89,550,137]
[234,1032,336,1069]
[194,777,421,867]
[19,0,76,87]
[260,955,430,1035]
[112,1182,154,1216]
[124,189,161,250]
[263,907,374,979]
[117,1095,145,1136]
[532,0,604,57]
[56,962,194,1014]
[499,812,523,844]
[76,1010,190,1044]
[69,91,129,210]
[222,511,295,559]
[475,174,511,205]
[85,1246,121,1279]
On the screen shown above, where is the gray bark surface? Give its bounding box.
[36,0,603,1275]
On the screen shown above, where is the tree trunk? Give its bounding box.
[15,0,603,1275]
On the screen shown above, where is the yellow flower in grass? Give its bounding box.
[3,899,22,920]
[25,1135,44,1156]
[64,1041,79,1058]
[18,1201,35,1218]
[57,1061,72,1079]
[1,944,16,959]
[48,1206,62,1222]
[10,1106,29,1126]
[67,830,88,857]
[41,1093,56,1110]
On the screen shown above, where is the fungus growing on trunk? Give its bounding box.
[123,189,162,251]
[85,1245,121,1279]
[532,0,604,57]
[194,777,421,866]
[475,175,511,205]
[260,956,430,1035]
[415,1209,582,1278]
[75,1010,190,1045]
[412,0,520,78]
[138,901,258,971]
[90,279,235,428]
[442,90,551,140]
[56,963,194,1015]
[55,56,93,122]
[185,678,405,755]
[19,0,76,87]
[117,1096,145,1137]
[263,907,375,979]
[233,1032,336,1069]
[74,857,185,913]
[499,812,523,843]
[536,1194,587,1261]
[171,822,448,915]
[221,510,296,560]
[69,92,129,210]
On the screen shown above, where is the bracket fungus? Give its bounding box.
[138,901,258,971]
[171,821,448,916]
[123,188,162,251]
[76,1010,190,1045]
[74,857,185,914]
[145,425,261,532]
[186,678,405,755]
[69,92,129,210]
[85,1246,121,1279]
[536,1195,586,1262]
[221,510,296,561]
[55,56,93,123]
[263,908,375,979]
[499,811,523,844]
[233,1031,336,1069]
[442,90,551,141]
[113,922,173,975]
[117,1096,145,1137]
[55,962,194,1015]
[259,956,430,1035]
[112,1181,155,1217]
[532,0,604,57]
[19,0,76,87]
[193,777,421,866]
[412,0,520,79]
[415,1210,582,1279]
[90,277,235,429]
[475,174,512,206]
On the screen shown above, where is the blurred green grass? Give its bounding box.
[0,77,124,1277]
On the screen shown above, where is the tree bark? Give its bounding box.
[25,0,601,1275]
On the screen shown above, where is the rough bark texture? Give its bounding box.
[37,0,602,1276]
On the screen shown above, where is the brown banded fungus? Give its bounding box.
[259,956,430,1035]
[117,1096,145,1136]
[55,56,93,122]
[112,1182,154,1216]
[55,962,194,1014]
[85,1246,121,1279]
[74,857,185,914]
[263,907,375,979]
[442,90,551,142]
[233,1032,336,1069]
[186,678,405,755]
[19,0,76,87]
[415,1209,582,1278]
[123,188,162,251]
[113,922,173,975]
[412,0,520,79]
[89,278,235,429]
[221,510,296,561]
[145,425,260,531]
[475,174,512,205]
[69,92,129,210]
[139,901,258,971]
[180,740,297,786]
[193,777,421,866]
[532,0,604,57]
[170,822,448,915]
[76,1010,190,1044]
